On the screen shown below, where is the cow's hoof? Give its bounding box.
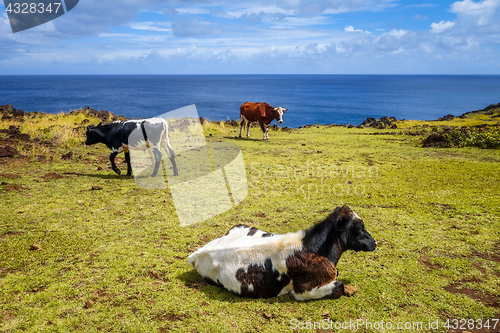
[126,172,132,176]
[114,169,121,175]
[327,281,344,299]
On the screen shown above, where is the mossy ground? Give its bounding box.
[1,111,499,332]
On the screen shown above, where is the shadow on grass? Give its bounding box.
[223,136,265,142]
[62,171,130,180]
[177,269,350,303]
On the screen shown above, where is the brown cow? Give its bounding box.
[239,102,287,140]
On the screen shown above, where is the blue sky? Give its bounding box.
[1,0,499,74]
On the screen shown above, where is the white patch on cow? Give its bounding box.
[188,225,304,296]
[292,280,339,301]
[274,107,287,124]
[278,281,294,296]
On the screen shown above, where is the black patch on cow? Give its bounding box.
[246,227,259,236]
[302,206,376,266]
[286,249,337,294]
[262,232,273,238]
[235,258,291,298]
[140,121,148,141]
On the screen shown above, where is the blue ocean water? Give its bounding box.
[1,75,499,128]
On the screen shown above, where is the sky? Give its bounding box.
[0,0,499,74]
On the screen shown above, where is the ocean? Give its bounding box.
[1,75,499,128]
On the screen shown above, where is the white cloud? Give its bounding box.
[129,22,171,32]
[430,20,455,33]
[0,0,499,74]
[388,29,408,38]
[345,25,361,32]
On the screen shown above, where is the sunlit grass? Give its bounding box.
[0,110,499,332]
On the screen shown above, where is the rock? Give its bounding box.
[436,114,455,121]
[0,105,24,119]
[30,244,42,251]
[343,284,358,297]
[61,152,73,160]
[359,116,397,129]
[91,185,103,190]
[0,145,18,158]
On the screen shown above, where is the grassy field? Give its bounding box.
[1,108,499,332]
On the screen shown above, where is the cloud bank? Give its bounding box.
[0,0,499,73]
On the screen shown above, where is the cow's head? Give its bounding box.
[84,123,101,146]
[333,206,376,252]
[273,107,287,123]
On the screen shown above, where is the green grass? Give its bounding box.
[1,116,500,332]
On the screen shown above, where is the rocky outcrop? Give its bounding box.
[358,116,398,129]
[1,105,24,119]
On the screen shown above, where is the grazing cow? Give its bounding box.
[85,119,178,177]
[239,102,287,140]
[188,206,376,300]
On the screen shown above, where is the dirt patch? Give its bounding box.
[472,247,500,263]
[0,145,18,158]
[1,183,29,191]
[1,173,20,178]
[42,173,66,181]
[0,231,24,238]
[428,203,454,211]
[444,283,499,308]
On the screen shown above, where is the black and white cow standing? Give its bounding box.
[188,206,376,300]
[85,119,178,177]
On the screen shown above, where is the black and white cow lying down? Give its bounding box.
[188,206,376,300]
[85,119,178,177]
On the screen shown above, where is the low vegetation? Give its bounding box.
[1,104,499,332]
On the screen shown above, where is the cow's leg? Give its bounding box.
[151,147,162,177]
[110,152,121,175]
[239,115,245,138]
[292,280,344,301]
[247,122,251,138]
[162,142,178,176]
[125,152,132,176]
[259,122,268,140]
